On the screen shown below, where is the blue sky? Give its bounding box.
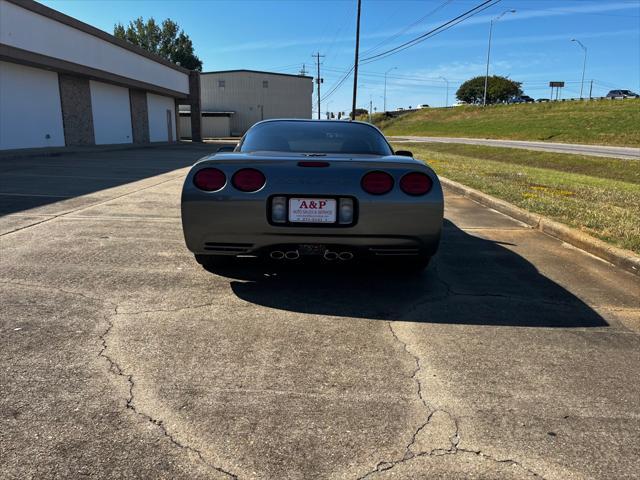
[42,0,640,113]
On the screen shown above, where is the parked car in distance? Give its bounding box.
[417,104,430,109]
[510,95,535,104]
[396,107,405,111]
[181,119,444,272]
[536,98,550,103]
[606,90,639,99]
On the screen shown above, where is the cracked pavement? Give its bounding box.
[1,145,639,479]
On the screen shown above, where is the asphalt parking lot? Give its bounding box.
[1,144,639,480]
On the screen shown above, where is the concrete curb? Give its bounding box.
[440,177,640,277]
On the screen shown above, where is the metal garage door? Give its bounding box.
[0,61,65,150]
[147,93,177,142]
[89,80,133,145]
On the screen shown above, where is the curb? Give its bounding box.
[440,177,640,277]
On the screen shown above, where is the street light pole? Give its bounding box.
[351,0,362,120]
[384,67,397,113]
[439,76,449,107]
[483,9,516,107]
[571,38,587,99]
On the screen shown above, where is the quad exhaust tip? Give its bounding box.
[324,250,354,261]
[338,251,354,261]
[285,250,300,260]
[270,250,285,260]
[323,250,339,261]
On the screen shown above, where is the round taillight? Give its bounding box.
[400,172,433,196]
[361,171,394,195]
[232,168,266,192]
[193,168,226,191]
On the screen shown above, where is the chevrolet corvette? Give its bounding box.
[181,119,443,270]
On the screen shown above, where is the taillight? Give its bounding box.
[400,172,433,196]
[361,171,394,195]
[232,168,266,192]
[193,168,226,191]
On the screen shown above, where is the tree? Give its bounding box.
[456,75,522,104]
[114,17,202,71]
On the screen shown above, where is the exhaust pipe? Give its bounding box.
[285,250,300,260]
[270,250,285,260]
[338,251,354,261]
[323,250,338,261]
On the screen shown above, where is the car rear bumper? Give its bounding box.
[182,192,443,257]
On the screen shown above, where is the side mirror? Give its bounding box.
[216,145,235,153]
[395,150,413,157]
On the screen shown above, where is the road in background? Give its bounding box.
[389,135,640,160]
[1,145,639,479]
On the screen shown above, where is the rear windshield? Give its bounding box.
[238,121,393,155]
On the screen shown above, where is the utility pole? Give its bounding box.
[313,53,324,120]
[383,67,397,113]
[439,76,449,107]
[483,9,516,107]
[351,0,362,120]
[589,79,593,100]
[369,96,373,123]
[299,63,308,76]
[571,38,587,99]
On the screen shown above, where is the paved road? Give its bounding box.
[389,136,640,160]
[1,146,639,479]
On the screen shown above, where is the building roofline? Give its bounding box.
[201,69,313,80]
[5,0,191,74]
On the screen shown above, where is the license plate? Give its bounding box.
[288,198,336,223]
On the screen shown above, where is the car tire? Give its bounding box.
[194,254,234,270]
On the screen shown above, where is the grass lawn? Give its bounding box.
[393,142,640,254]
[379,99,640,147]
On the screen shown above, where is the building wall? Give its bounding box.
[202,117,230,138]
[0,0,188,95]
[90,80,133,145]
[58,74,94,146]
[129,89,150,144]
[0,1,196,150]
[147,93,177,142]
[200,72,312,135]
[0,61,65,150]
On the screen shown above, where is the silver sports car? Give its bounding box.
[181,119,443,271]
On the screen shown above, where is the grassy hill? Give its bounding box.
[391,142,640,254]
[376,99,640,147]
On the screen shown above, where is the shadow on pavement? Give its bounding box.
[0,143,218,217]
[212,221,607,328]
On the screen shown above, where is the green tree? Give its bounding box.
[114,17,202,71]
[456,75,522,104]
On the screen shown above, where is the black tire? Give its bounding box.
[194,254,234,270]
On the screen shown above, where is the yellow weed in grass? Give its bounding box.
[529,185,576,196]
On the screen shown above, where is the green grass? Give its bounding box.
[377,99,640,147]
[393,142,640,254]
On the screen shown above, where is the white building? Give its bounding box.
[0,0,199,150]
[180,70,313,138]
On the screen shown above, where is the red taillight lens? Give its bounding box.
[362,171,394,195]
[232,168,266,192]
[193,168,226,191]
[400,172,433,196]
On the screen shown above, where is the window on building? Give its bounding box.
[218,80,225,88]
[263,80,269,88]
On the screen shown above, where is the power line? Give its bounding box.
[360,0,454,58]
[360,0,502,64]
